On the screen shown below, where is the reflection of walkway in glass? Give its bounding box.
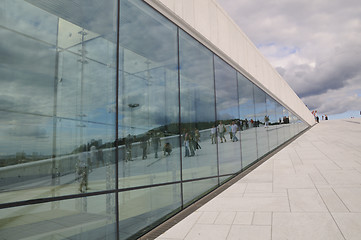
[0,125,299,239]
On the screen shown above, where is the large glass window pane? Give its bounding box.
[0,0,117,202]
[179,30,217,180]
[253,86,269,157]
[118,184,182,239]
[266,96,278,151]
[183,178,218,206]
[288,112,297,137]
[0,194,117,240]
[283,108,292,141]
[237,73,257,168]
[214,56,242,175]
[117,0,180,188]
[276,103,286,145]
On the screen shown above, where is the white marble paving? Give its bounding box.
[214,212,236,225]
[272,212,344,240]
[333,213,361,240]
[156,119,361,240]
[288,188,328,212]
[227,225,271,240]
[232,212,253,225]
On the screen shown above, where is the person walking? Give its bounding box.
[152,132,161,158]
[231,121,238,142]
[211,125,217,144]
[184,131,190,157]
[264,115,269,128]
[78,146,89,192]
[218,121,227,143]
[141,135,149,160]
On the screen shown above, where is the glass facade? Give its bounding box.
[0,0,310,239]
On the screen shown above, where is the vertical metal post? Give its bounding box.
[177,28,184,209]
[51,17,60,210]
[115,0,121,239]
[212,55,220,186]
[235,72,243,170]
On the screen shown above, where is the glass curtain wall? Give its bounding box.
[117,0,181,238]
[253,85,269,158]
[0,0,118,239]
[238,73,257,168]
[179,30,218,204]
[0,0,310,239]
[266,96,278,151]
[214,56,242,176]
[276,102,286,146]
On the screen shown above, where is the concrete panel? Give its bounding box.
[174,0,182,16]
[208,1,219,46]
[158,0,175,12]
[194,0,211,40]
[181,0,195,28]
[216,7,230,56]
[236,31,246,68]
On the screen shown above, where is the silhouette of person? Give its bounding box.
[152,132,161,158]
[218,121,227,143]
[163,142,172,156]
[211,125,216,144]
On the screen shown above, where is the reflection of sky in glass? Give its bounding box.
[238,73,255,120]
[253,85,267,121]
[266,96,277,123]
[0,0,117,156]
[214,56,239,120]
[0,0,309,160]
[179,30,215,125]
[117,1,178,137]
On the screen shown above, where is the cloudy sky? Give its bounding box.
[217,0,361,119]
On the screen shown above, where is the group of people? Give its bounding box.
[183,129,201,157]
[211,121,240,144]
[124,132,173,162]
[312,110,329,123]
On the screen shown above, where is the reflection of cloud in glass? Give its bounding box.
[119,0,177,64]
[214,56,239,118]
[6,125,48,139]
[0,0,118,156]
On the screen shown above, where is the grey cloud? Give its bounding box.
[6,125,49,139]
[217,0,361,116]
[285,45,361,98]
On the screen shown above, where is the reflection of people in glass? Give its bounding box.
[184,131,190,157]
[141,135,149,160]
[195,129,200,142]
[189,131,195,156]
[152,132,161,158]
[194,129,201,150]
[89,145,96,171]
[218,121,227,143]
[163,142,172,156]
[231,121,238,142]
[264,115,269,128]
[211,125,217,144]
[78,146,89,193]
[228,124,233,141]
[125,134,133,161]
[97,148,104,167]
[245,118,249,129]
